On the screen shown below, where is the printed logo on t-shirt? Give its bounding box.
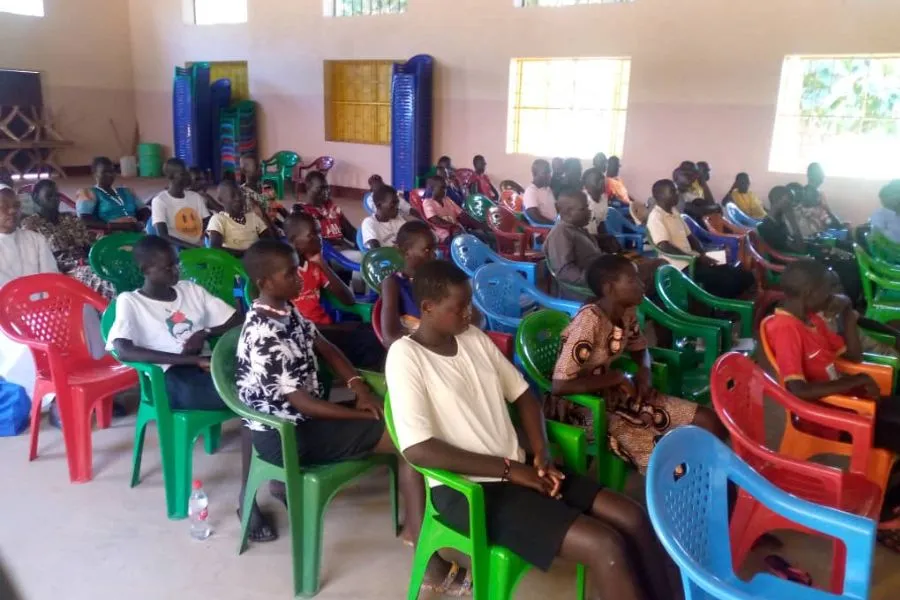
[166,310,196,342]
[175,207,202,238]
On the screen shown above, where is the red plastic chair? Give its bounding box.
[499,190,524,214]
[711,352,882,594]
[407,188,426,219]
[486,206,544,262]
[372,297,385,346]
[292,156,335,194]
[749,230,802,265]
[453,168,475,192]
[0,274,137,482]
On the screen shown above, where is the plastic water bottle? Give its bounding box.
[188,479,211,540]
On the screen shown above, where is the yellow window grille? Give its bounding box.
[324,60,395,146]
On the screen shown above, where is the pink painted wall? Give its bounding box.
[128,0,900,221]
[0,0,136,167]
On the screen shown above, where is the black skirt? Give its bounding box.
[251,417,384,468]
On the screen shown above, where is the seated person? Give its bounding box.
[240,154,287,231]
[361,185,407,250]
[470,154,499,201]
[422,175,494,248]
[283,212,386,370]
[605,156,635,205]
[189,166,224,213]
[21,180,114,298]
[368,174,412,217]
[792,162,843,238]
[870,179,900,244]
[674,167,719,222]
[561,157,583,191]
[551,255,726,471]
[592,152,608,174]
[0,187,57,286]
[524,159,557,225]
[106,235,276,541]
[386,259,683,600]
[822,269,899,358]
[723,172,766,218]
[238,239,434,564]
[207,180,273,255]
[549,157,566,199]
[380,221,435,347]
[151,158,211,250]
[582,168,615,251]
[765,259,900,524]
[76,156,149,232]
[436,155,465,207]
[647,179,756,299]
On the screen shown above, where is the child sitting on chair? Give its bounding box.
[386,259,683,600]
[380,221,436,348]
[207,180,273,256]
[239,154,287,232]
[151,158,211,250]
[106,234,277,543]
[422,175,494,249]
[283,213,385,370]
[361,184,408,250]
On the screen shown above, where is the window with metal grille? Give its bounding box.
[194,0,246,25]
[324,60,395,145]
[506,57,631,158]
[324,0,407,17]
[517,0,631,7]
[769,54,900,179]
[0,0,43,17]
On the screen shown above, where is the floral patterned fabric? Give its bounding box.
[236,307,322,432]
[552,304,698,473]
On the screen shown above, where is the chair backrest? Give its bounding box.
[655,264,692,312]
[371,297,385,345]
[868,230,900,263]
[499,189,523,214]
[362,192,375,215]
[544,247,593,299]
[450,234,497,278]
[725,202,760,228]
[0,274,106,378]
[178,248,247,307]
[472,263,531,325]
[361,247,404,292]
[515,309,572,387]
[407,188,426,217]
[271,151,300,170]
[88,232,146,293]
[605,206,641,236]
[464,194,493,223]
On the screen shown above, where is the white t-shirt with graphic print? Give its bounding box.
[105,280,235,370]
[151,190,211,246]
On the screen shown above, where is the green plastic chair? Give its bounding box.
[243,279,373,324]
[868,230,900,264]
[100,299,235,519]
[211,328,399,598]
[855,243,900,324]
[464,194,495,223]
[645,231,698,278]
[179,248,248,307]
[88,232,146,293]
[369,376,587,600]
[361,247,404,292]
[260,150,301,199]
[654,264,754,352]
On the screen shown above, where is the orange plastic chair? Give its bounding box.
[0,274,138,482]
[759,315,895,497]
[486,206,545,262]
[711,352,883,593]
[498,190,524,214]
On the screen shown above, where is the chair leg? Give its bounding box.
[300,477,326,597]
[95,396,114,430]
[238,460,266,555]
[204,424,221,455]
[405,524,437,600]
[388,457,400,537]
[130,406,152,488]
[58,390,94,483]
[829,538,847,594]
[27,379,51,461]
[167,418,193,520]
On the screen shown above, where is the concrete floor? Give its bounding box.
[2,175,900,599]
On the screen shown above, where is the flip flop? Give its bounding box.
[764,555,812,586]
[236,508,278,543]
[444,569,473,597]
[419,560,460,594]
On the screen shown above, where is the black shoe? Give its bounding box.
[112,401,127,418]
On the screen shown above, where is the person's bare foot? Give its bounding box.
[237,500,277,543]
[421,556,470,595]
[399,525,416,547]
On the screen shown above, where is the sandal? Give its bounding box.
[236,508,278,543]
[763,555,812,586]
[420,561,461,594]
[444,569,473,597]
[877,529,900,553]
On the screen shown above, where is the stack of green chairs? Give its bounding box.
[211,329,399,598]
[855,243,900,324]
[100,300,235,519]
[88,232,145,293]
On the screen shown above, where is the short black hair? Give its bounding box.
[781,259,830,297]
[243,239,296,284]
[581,167,603,187]
[92,156,114,171]
[473,154,485,163]
[586,254,635,297]
[283,211,318,237]
[31,179,56,200]
[368,174,383,186]
[532,159,550,175]
[426,174,444,189]
[768,185,789,204]
[164,157,187,179]
[412,259,469,305]
[304,170,326,186]
[396,220,433,251]
[557,185,584,204]
[373,185,397,206]
[133,235,176,269]
[437,155,451,166]
[652,179,676,199]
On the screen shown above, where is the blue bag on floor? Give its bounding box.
[0,378,30,436]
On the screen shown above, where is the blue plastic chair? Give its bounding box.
[450,234,539,285]
[646,426,876,600]
[363,192,375,216]
[523,208,556,230]
[724,202,762,229]
[604,207,645,251]
[321,240,377,303]
[682,214,739,264]
[472,263,581,333]
[356,228,366,251]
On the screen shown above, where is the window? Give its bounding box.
[506,57,631,158]
[769,55,900,179]
[0,0,43,17]
[194,0,246,25]
[324,0,407,17]
[324,60,394,145]
[517,0,630,7]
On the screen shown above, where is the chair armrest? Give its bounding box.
[322,289,373,323]
[546,420,588,475]
[322,242,361,272]
[819,395,876,417]
[683,284,754,337]
[836,358,894,396]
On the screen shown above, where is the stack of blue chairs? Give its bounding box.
[173,67,195,167]
[209,79,232,183]
[172,64,214,172]
[391,54,434,194]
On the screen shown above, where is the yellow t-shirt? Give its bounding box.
[206,211,268,250]
[730,191,766,219]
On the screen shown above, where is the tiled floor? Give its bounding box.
[2,176,899,599]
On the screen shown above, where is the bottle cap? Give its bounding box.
[192,479,202,490]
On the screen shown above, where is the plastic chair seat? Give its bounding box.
[66,360,136,386]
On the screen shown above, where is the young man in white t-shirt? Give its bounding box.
[360,184,408,250]
[105,235,276,542]
[385,260,681,599]
[151,158,211,249]
[523,158,557,225]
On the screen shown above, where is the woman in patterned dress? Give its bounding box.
[551,254,726,473]
[21,180,116,299]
